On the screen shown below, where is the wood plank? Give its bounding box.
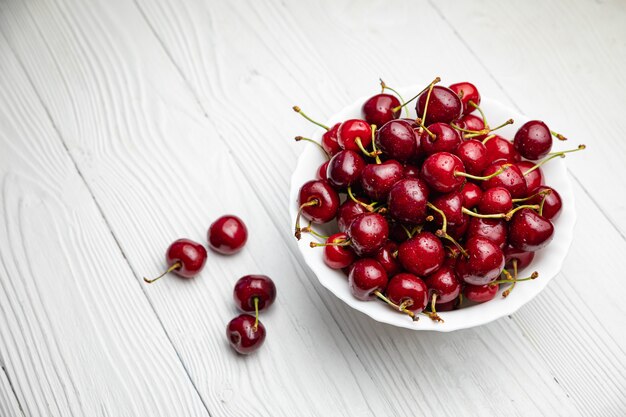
[0,32,210,417]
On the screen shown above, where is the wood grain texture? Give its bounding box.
[0,0,624,416]
[0,367,24,417]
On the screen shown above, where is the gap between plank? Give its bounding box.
[1,365,26,417]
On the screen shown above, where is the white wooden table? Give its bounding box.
[0,0,625,416]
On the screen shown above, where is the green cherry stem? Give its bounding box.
[253,296,260,330]
[469,100,488,128]
[310,239,351,248]
[392,77,441,114]
[426,293,444,323]
[512,189,552,203]
[347,186,376,212]
[502,260,518,298]
[551,130,568,141]
[292,106,329,130]
[295,136,330,159]
[490,271,538,286]
[295,199,320,240]
[524,145,586,176]
[455,164,510,180]
[428,202,469,258]
[374,291,419,321]
[464,119,514,139]
[380,79,409,117]
[143,262,182,283]
[482,134,497,145]
[301,224,330,240]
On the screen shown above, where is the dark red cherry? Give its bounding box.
[516,161,543,194]
[446,215,470,241]
[514,120,552,160]
[481,162,527,198]
[295,180,340,239]
[529,186,562,220]
[386,273,429,313]
[484,135,521,163]
[337,119,372,151]
[375,241,403,277]
[449,82,481,116]
[456,237,505,285]
[398,231,445,276]
[508,208,554,251]
[434,298,458,311]
[336,199,368,234]
[456,114,486,140]
[403,164,421,179]
[388,221,412,243]
[504,246,536,270]
[362,93,401,127]
[208,215,248,255]
[455,139,489,175]
[420,152,466,193]
[387,178,430,224]
[478,187,513,214]
[322,233,356,269]
[431,192,464,226]
[416,86,463,124]
[375,120,417,162]
[316,160,330,180]
[460,182,483,209]
[463,284,498,303]
[233,275,277,312]
[425,266,461,303]
[466,217,508,248]
[348,258,388,301]
[327,150,366,189]
[361,160,404,200]
[144,238,208,283]
[322,123,342,156]
[420,123,462,156]
[227,314,266,355]
[349,213,389,256]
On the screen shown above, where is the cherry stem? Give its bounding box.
[416,118,436,139]
[347,186,376,212]
[455,164,510,181]
[461,204,540,221]
[374,291,419,321]
[295,136,330,159]
[524,145,586,176]
[502,260,518,298]
[401,224,413,239]
[482,134,497,145]
[143,261,181,283]
[253,296,259,330]
[551,130,568,141]
[427,202,447,234]
[292,106,329,130]
[512,189,552,203]
[429,202,469,258]
[420,80,436,127]
[490,271,538,286]
[464,119,514,139]
[310,239,351,248]
[469,101,488,127]
[355,137,374,158]
[370,125,381,164]
[380,79,409,117]
[392,77,441,113]
[539,192,549,217]
[427,293,444,323]
[504,204,540,221]
[301,224,329,240]
[295,199,320,240]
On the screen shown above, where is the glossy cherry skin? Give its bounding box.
[348,259,388,301]
[398,232,445,276]
[327,150,366,189]
[425,266,461,303]
[504,246,536,270]
[514,120,552,160]
[466,217,508,249]
[298,180,340,224]
[478,187,513,214]
[456,114,486,140]
[529,186,562,220]
[375,241,403,277]
[337,199,368,234]
[449,82,481,116]
[460,182,483,209]
[420,123,462,156]
[434,298,458,311]
[431,191,464,227]
[165,239,208,278]
[316,160,330,181]
[386,273,428,313]
[508,208,554,251]
[233,275,277,312]
[420,152,466,193]
[481,162,527,198]
[208,215,248,255]
[516,161,543,194]
[361,160,404,200]
[362,93,401,127]
[323,233,356,269]
[375,120,417,162]
[416,86,463,125]
[337,119,372,151]
[485,135,521,163]
[322,123,342,156]
[463,284,498,303]
[456,237,505,285]
[387,178,430,224]
[446,215,470,241]
[455,139,489,176]
[349,213,389,256]
[403,164,421,179]
[227,314,266,355]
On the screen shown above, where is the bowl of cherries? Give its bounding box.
[290,78,582,331]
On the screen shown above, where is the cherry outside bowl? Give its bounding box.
[289,87,576,331]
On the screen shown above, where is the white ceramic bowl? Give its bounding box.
[289,86,576,331]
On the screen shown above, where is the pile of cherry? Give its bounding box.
[293,77,584,323]
[144,215,276,354]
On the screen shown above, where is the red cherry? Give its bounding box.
[420,123,462,156]
[233,275,277,313]
[425,266,461,303]
[446,215,470,241]
[208,215,248,255]
[398,231,445,276]
[456,237,505,285]
[144,238,207,283]
[336,199,368,234]
[456,114,486,140]
[322,233,356,269]
[295,180,340,239]
[227,314,266,355]
[375,241,403,277]
[484,135,521,163]
[466,217,508,249]
[348,258,388,301]
[508,208,554,251]
[529,186,562,220]
[434,298,458,311]
[431,192,464,227]
[349,213,389,256]
[481,161,527,198]
[504,246,536,270]
[478,187,513,214]
[316,160,330,180]
[416,86,463,125]
[455,139,489,176]
[338,119,372,151]
[322,123,342,156]
[387,178,430,224]
[375,120,418,162]
[514,120,553,160]
[403,164,421,179]
[360,160,404,200]
[326,150,366,189]
[420,152,466,193]
[386,273,429,313]
[516,161,543,194]
[463,284,498,303]
[362,94,401,127]
[448,82,481,116]
[460,182,483,209]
